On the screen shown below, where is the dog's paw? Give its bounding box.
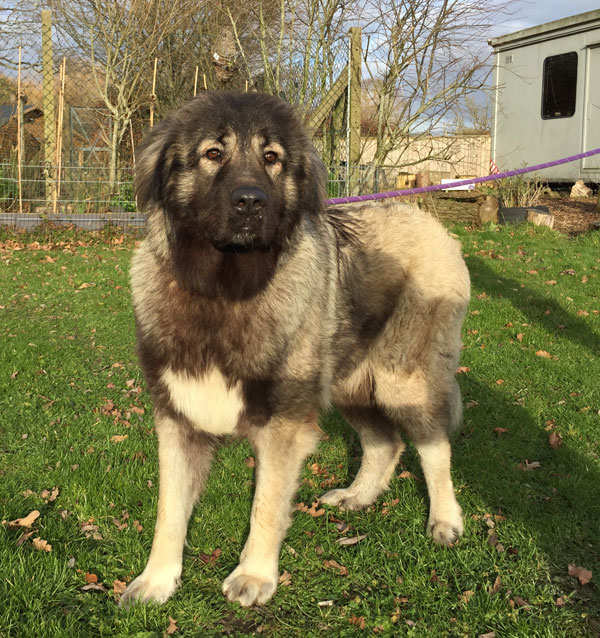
[320,488,372,511]
[119,565,181,608]
[427,509,464,546]
[222,566,278,607]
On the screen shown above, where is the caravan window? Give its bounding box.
[542,52,578,119]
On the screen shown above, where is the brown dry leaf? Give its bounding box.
[41,486,59,503]
[491,575,502,595]
[549,431,563,449]
[84,572,98,584]
[133,520,143,532]
[81,583,107,592]
[568,564,592,585]
[348,616,366,629]
[305,501,325,517]
[323,559,348,576]
[279,570,292,586]
[513,596,529,608]
[398,470,418,480]
[459,590,475,604]
[336,534,367,546]
[198,548,222,565]
[516,333,524,342]
[244,456,255,468]
[535,350,553,359]
[544,280,557,285]
[555,597,565,607]
[32,537,52,552]
[4,509,41,529]
[577,310,589,317]
[16,530,36,547]
[518,460,541,471]
[495,379,504,385]
[479,633,496,638]
[113,579,127,595]
[493,427,509,436]
[456,366,470,374]
[110,434,128,443]
[165,616,178,636]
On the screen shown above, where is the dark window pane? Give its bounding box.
[542,52,578,119]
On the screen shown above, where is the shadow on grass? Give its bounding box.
[455,374,599,591]
[467,256,600,356]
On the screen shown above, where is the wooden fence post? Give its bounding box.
[41,9,56,210]
[348,27,361,195]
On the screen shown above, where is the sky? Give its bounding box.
[491,0,600,39]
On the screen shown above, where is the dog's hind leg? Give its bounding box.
[222,416,321,607]
[321,407,405,510]
[120,413,215,607]
[414,436,463,545]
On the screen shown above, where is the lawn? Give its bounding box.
[0,221,599,637]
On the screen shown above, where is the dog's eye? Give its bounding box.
[205,149,222,161]
[264,151,278,164]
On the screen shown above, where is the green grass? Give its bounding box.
[0,222,599,637]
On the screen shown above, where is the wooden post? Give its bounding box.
[16,46,23,215]
[41,9,56,210]
[348,27,361,195]
[149,57,158,128]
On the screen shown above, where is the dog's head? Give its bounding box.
[136,92,326,251]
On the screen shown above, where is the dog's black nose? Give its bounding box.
[230,187,268,215]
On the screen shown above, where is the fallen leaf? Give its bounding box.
[544,280,557,285]
[555,597,565,607]
[113,579,127,595]
[398,470,418,480]
[495,379,504,385]
[479,633,496,638]
[323,559,348,576]
[460,590,475,604]
[3,510,40,529]
[513,596,529,608]
[491,575,501,595]
[81,583,107,592]
[535,350,553,359]
[16,530,36,546]
[198,548,222,565]
[279,570,292,586]
[517,460,541,471]
[493,427,509,435]
[165,616,178,635]
[336,534,367,546]
[549,431,563,449]
[110,434,128,443]
[516,333,524,342]
[32,537,52,552]
[568,564,592,585]
[348,616,366,629]
[456,366,470,374]
[244,456,255,468]
[577,310,589,317]
[85,572,98,584]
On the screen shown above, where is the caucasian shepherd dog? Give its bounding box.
[120,92,470,608]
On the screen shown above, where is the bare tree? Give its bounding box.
[361,0,509,169]
[50,0,199,190]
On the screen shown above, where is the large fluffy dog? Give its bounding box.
[120,91,470,608]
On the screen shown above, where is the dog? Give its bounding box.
[120,91,470,608]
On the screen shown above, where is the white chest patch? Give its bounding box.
[161,367,244,436]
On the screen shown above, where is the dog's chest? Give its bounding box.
[161,366,244,436]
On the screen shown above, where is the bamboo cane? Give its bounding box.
[16,46,23,215]
[149,57,158,129]
[203,73,207,90]
[53,57,66,215]
[194,66,199,96]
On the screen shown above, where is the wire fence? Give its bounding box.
[0,4,490,226]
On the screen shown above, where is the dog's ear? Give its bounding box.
[134,122,177,212]
[300,145,327,215]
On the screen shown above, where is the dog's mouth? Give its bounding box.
[211,233,271,253]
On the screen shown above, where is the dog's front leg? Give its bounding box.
[120,413,215,607]
[222,416,321,606]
